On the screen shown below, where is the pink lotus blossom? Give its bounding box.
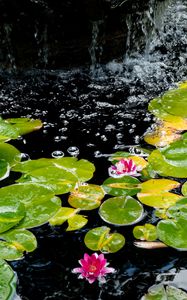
[108,158,141,178]
[72,253,116,284]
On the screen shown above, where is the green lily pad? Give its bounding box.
[49,207,77,226]
[161,87,187,118]
[0,229,37,260]
[84,226,125,253]
[141,284,187,300]
[49,207,87,231]
[99,196,144,226]
[157,217,187,250]
[0,160,10,181]
[133,224,157,241]
[17,165,77,195]
[148,134,187,178]
[102,176,141,197]
[68,184,105,210]
[6,118,42,135]
[0,259,17,299]
[0,183,61,229]
[66,214,88,231]
[166,198,187,220]
[0,119,19,142]
[0,143,21,166]
[13,157,95,182]
[0,197,25,233]
[137,179,181,208]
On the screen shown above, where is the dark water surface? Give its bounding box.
[0,0,187,299]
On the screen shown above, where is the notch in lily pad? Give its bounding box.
[84,226,125,253]
[141,284,187,300]
[99,196,144,226]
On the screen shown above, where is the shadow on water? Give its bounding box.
[0,0,187,299]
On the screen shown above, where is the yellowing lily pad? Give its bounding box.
[68,184,105,210]
[144,125,181,147]
[138,179,181,208]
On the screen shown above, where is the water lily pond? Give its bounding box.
[0,81,187,299]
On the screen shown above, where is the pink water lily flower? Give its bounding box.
[72,253,116,284]
[108,158,141,178]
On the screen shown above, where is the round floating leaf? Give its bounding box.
[133,224,157,241]
[0,259,17,299]
[0,183,61,229]
[161,87,187,118]
[0,143,21,166]
[68,184,104,210]
[0,159,10,181]
[0,197,25,233]
[0,119,19,142]
[144,125,181,147]
[49,207,77,226]
[84,226,125,253]
[109,151,130,162]
[66,215,88,231]
[17,195,61,229]
[166,198,187,220]
[141,284,187,300]
[6,118,42,135]
[137,179,181,208]
[102,176,141,197]
[13,157,95,182]
[17,165,77,195]
[0,229,37,253]
[149,97,187,130]
[99,196,144,226]
[182,181,187,196]
[157,217,187,250]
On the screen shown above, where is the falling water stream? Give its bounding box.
[0,0,187,299]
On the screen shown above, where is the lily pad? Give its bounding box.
[84,226,125,253]
[144,125,181,147]
[148,135,187,178]
[99,196,144,226]
[6,118,42,135]
[0,197,25,233]
[166,198,187,220]
[0,143,21,166]
[49,207,87,231]
[102,176,141,197]
[0,259,17,299]
[0,183,61,229]
[66,214,88,231]
[137,179,181,208]
[68,184,104,210]
[0,119,19,142]
[157,217,187,250]
[13,157,95,182]
[133,224,157,241]
[0,229,37,260]
[0,160,10,181]
[141,284,187,300]
[182,181,187,196]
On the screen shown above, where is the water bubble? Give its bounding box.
[94,150,102,157]
[67,146,80,157]
[51,150,64,158]
[21,153,30,161]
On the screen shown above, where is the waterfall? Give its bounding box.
[89,20,104,75]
